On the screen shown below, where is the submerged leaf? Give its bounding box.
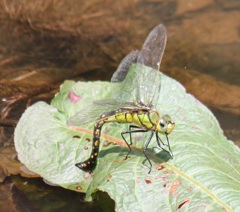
[14,73,240,211]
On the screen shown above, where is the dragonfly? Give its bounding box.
[67,24,175,174]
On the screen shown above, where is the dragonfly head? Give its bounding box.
[157,114,175,134]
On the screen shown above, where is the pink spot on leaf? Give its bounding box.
[76,186,82,190]
[107,175,112,182]
[164,171,174,175]
[156,164,165,170]
[160,175,168,181]
[68,91,81,104]
[169,180,181,196]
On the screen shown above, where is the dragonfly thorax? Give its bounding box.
[131,109,159,130]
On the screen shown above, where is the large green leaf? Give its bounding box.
[14,73,240,211]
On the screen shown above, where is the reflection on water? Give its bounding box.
[0,0,239,210]
[1,175,114,211]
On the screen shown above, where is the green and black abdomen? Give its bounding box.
[75,109,133,172]
[75,120,104,172]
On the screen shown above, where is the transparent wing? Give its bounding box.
[68,51,140,127]
[111,50,139,83]
[111,24,167,107]
[136,24,167,106]
[94,99,138,108]
[67,103,114,126]
[67,99,139,127]
[111,50,139,103]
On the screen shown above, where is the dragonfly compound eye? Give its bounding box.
[160,122,165,128]
[162,115,175,134]
[159,118,167,132]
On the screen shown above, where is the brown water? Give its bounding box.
[0,0,239,211]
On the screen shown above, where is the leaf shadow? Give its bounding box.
[99,145,172,167]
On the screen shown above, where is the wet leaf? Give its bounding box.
[15,71,240,211]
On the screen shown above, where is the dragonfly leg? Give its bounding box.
[143,132,154,174]
[155,133,173,158]
[156,133,165,148]
[165,134,173,158]
[121,132,131,160]
[121,125,147,160]
[122,126,154,173]
[156,133,166,146]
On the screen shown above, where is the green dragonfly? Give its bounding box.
[67,24,175,174]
